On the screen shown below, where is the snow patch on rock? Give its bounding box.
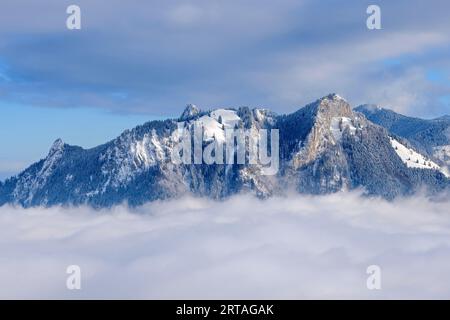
[330,117,356,141]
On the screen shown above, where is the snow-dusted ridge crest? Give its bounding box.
[1,93,449,208]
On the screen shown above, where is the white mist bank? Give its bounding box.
[1,192,450,299]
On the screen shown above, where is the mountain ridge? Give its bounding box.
[355,104,450,171]
[1,94,449,207]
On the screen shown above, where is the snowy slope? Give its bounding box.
[210,109,241,128]
[390,138,449,177]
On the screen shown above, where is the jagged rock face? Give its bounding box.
[180,104,200,121]
[276,94,362,194]
[292,94,353,166]
[1,94,449,207]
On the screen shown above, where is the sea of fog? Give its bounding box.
[1,192,450,299]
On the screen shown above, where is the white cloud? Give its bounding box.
[1,193,450,299]
[251,31,450,115]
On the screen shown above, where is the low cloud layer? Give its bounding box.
[1,192,450,299]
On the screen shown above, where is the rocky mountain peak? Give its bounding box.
[290,94,359,168]
[316,93,352,118]
[48,138,65,156]
[180,104,200,120]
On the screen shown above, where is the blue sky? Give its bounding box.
[0,102,161,179]
[1,0,450,179]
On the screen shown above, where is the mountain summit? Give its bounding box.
[180,104,200,120]
[1,94,449,207]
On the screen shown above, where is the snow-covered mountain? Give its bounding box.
[1,94,449,207]
[355,104,450,176]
